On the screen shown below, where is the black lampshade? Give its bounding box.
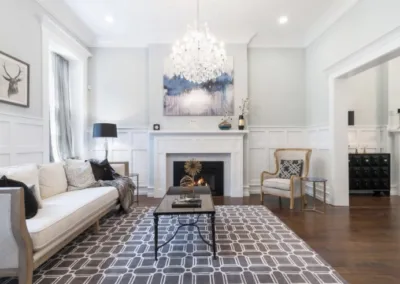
[93,123,117,138]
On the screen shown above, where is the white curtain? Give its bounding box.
[49,53,75,162]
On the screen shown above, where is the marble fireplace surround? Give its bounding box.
[149,130,248,198]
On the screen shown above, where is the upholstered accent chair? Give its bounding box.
[260,148,312,209]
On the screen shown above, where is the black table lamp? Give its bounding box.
[93,123,117,159]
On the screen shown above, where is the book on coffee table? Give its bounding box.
[172,198,202,208]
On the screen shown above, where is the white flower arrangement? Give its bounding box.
[239,98,249,116]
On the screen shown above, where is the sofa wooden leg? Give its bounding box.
[93,220,100,234]
[290,198,294,210]
[260,192,264,204]
[278,197,282,209]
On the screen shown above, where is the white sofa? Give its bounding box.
[0,161,128,284]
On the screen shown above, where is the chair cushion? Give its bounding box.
[278,160,303,179]
[263,178,291,191]
[26,186,118,251]
[38,162,68,199]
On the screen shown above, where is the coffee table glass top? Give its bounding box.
[154,194,215,215]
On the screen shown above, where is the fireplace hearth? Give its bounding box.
[173,161,224,196]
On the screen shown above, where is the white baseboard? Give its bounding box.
[243,186,250,197]
[249,186,260,195]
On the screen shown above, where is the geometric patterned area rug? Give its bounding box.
[0,206,347,284]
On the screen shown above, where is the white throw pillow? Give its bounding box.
[64,161,97,191]
[39,162,68,199]
[0,164,43,208]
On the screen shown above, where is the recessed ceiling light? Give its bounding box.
[278,16,289,25]
[105,15,114,23]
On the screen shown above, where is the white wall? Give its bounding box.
[88,48,148,127]
[344,64,388,126]
[0,0,91,166]
[88,46,307,129]
[248,48,305,126]
[388,56,400,123]
[306,0,400,126]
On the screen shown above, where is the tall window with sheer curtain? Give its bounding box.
[49,53,75,162]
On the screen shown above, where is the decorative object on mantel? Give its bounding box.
[153,124,160,131]
[218,112,232,130]
[93,123,117,159]
[398,109,400,129]
[238,98,249,130]
[169,0,227,84]
[0,50,29,107]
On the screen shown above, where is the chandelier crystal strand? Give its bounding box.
[170,0,227,84]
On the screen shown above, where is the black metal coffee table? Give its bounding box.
[153,194,216,260]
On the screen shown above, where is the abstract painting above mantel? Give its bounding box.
[163,57,234,116]
[0,50,29,107]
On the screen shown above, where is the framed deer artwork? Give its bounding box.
[0,50,29,107]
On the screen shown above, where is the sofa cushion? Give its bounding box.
[0,164,42,208]
[263,178,291,191]
[64,161,97,191]
[39,162,68,199]
[26,186,118,251]
[88,159,114,181]
[0,176,39,219]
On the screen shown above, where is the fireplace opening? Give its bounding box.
[173,161,224,196]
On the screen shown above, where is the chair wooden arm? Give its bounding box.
[260,170,278,186]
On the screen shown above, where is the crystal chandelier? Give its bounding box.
[170,0,227,84]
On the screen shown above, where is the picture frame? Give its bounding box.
[0,50,30,107]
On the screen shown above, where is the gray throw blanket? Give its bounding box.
[95,174,135,213]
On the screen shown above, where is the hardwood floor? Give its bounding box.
[138,194,400,284]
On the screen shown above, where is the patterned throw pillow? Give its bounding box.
[278,160,304,179]
[64,161,97,191]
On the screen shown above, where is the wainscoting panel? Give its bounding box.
[248,127,307,189]
[347,126,386,153]
[88,128,149,190]
[0,113,45,166]
[14,152,44,165]
[306,126,332,203]
[0,121,10,147]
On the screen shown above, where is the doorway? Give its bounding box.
[328,27,400,206]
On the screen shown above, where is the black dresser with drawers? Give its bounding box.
[349,153,391,195]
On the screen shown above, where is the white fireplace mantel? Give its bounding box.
[149,130,248,198]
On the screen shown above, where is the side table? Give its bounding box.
[129,173,139,205]
[300,177,327,213]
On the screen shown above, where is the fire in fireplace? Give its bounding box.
[173,161,224,196]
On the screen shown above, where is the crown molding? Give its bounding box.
[303,0,360,47]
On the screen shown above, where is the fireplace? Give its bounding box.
[173,161,224,196]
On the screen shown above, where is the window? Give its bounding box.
[49,53,75,162]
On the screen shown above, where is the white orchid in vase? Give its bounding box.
[238,98,249,130]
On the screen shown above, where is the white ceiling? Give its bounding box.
[43,0,359,47]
